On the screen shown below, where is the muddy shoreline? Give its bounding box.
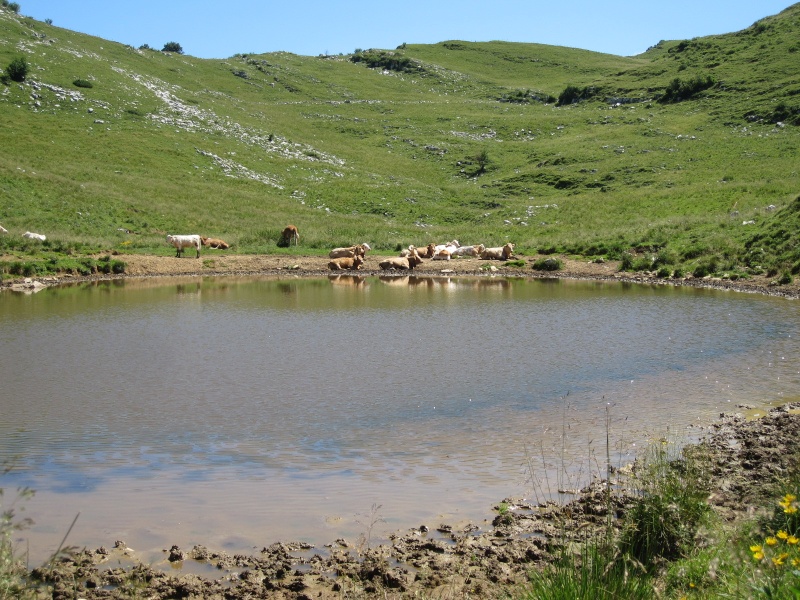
[3,252,800,300]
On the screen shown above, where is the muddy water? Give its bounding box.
[1,275,798,564]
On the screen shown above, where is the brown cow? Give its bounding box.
[328,255,365,271]
[480,243,515,260]
[279,225,300,246]
[414,243,437,258]
[379,251,423,270]
[200,237,230,249]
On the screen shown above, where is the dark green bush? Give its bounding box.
[633,256,654,271]
[5,56,28,82]
[532,257,563,271]
[692,254,724,278]
[620,252,635,271]
[659,75,715,103]
[653,249,677,268]
[73,78,93,88]
[162,42,184,54]
[350,50,423,74]
[557,85,597,106]
[499,89,556,104]
[770,102,800,126]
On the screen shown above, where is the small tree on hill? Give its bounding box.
[473,148,490,175]
[5,56,28,82]
[2,1,21,14]
[162,42,184,54]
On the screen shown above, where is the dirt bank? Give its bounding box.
[3,251,800,299]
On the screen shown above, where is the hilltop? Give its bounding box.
[0,3,799,282]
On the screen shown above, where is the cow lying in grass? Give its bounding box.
[480,243,515,260]
[166,234,201,258]
[413,243,437,258]
[201,237,230,249]
[451,244,485,257]
[329,243,370,259]
[379,251,423,270]
[328,255,364,270]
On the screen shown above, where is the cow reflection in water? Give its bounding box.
[376,275,513,293]
[378,275,410,286]
[328,274,368,286]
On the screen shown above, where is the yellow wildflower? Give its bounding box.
[772,552,789,566]
[786,505,799,514]
[778,530,789,540]
[750,544,763,552]
[753,551,765,560]
[766,536,778,546]
[788,535,799,545]
[784,494,797,503]
[792,558,800,567]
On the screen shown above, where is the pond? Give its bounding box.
[1,274,798,564]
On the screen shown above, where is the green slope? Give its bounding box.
[0,3,798,277]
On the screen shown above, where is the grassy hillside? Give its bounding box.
[0,3,798,279]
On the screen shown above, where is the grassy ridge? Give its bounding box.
[0,4,799,276]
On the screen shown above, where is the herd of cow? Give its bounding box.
[327,240,516,271]
[166,226,515,270]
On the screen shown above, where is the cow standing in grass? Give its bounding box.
[166,234,202,258]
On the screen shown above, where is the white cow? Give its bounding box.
[451,244,485,257]
[22,231,46,241]
[166,234,202,258]
[329,243,370,259]
[432,240,460,260]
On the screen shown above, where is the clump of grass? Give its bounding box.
[618,440,712,571]
[524,541,654,600]
[505,259,527,268]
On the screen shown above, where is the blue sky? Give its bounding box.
[20,1,793,59]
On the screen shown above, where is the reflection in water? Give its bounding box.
[1,275,799,563]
